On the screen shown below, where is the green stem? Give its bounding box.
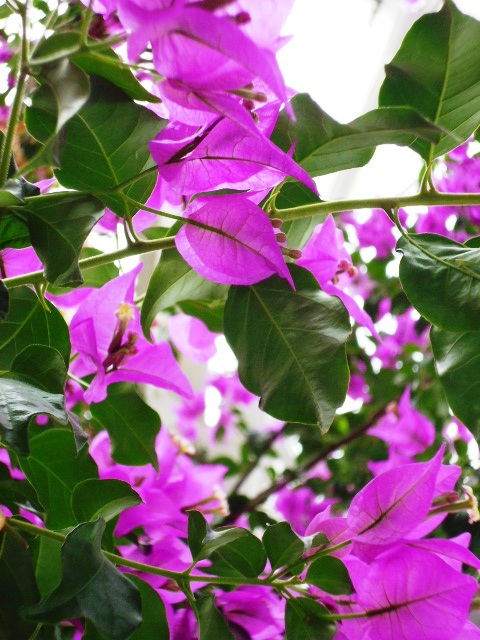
[3,235,176,289]
[0,2,29,186]
[277,191,480,221]
[8,517,273,587]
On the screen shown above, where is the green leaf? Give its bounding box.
[31,32,81,66]
[306,556,353,595]
[90,383,160,470]
[0,531,41,640]
[206,531,267,578]
[47,246,119,299]
[0,212,30,250]
[0,378,67,457]
[0,286,71,370]
[72,478,142,524]
[397,233,480,331]
[19,428,98,528]
[72,48,161,103]
[26,193,105,286]
[128,576,169,640]
[0,281,9,322]
[285,599,336,640]
[34,536,63,598]
[271,93,440,177]
[177,299,225,334]
[431,327,480,434]
[262,522,305,571]
[187,510,250,562]
[197,595,235,640]
[10,345,67,393]
[224,265,351,429]
[68,411,89,453]
[25,519,142,640]
[53,76,165,217]
[141,247,227,338]
[379,1,480,161]
[32,59,90,134]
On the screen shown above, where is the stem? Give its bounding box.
[3,235,176,289]
[229,425,287,496]
[8,517,275,588]
[277,191,480,221]
[0,2,29,186]
[223,405,386,524]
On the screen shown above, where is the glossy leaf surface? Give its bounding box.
[224,266,351,429]
[379,0,480,160]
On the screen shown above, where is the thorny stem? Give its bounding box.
[3,235,176,289]
[275,191,480,221]
[222,405,386,524]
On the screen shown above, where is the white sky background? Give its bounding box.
[277,0,480,201]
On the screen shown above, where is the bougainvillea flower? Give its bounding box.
[69,264,192,403]
[347,446,444,545]
[116,2,292,115]
[151,118,317,196]
[351,546,478,640]
[297,215,379,339]
[168,314,218,363]
[215,586,285,640]
[367,386,435,470]
[175,194,295,287]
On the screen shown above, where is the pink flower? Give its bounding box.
[298,215,379,338]
[69,265,192,403]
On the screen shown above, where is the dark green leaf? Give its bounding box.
[206,531,267,578]
[128,576,169,640]
[379,1,480,161]
[2,178,40,201]
[306,556,353,595]
[224,265,351,429]
[141,247,227,338]
[25,519,142,640]
[34,59,90,133]
[272,93,440,177]
[72,478,142,523]
[0,212,30,250]
[73,48,161,102]
[68,410,89,453]
[0,531,40,640]
[262,522,305,571]
[0,378,67,457]
[34,536,63,598]
[47,246,119,298]
[19,429,98,528]
[54,76,165,217]
[90,383,160,470]
[0,280,9,322]
[177,299,225,333]
[0,286,70,370]
[26,193,105,286]
[32,32,81,66]
[431,327,480,433]
[188,510,208,561]
[285,599,336,640]
[397,233,480,331]
[187,510,250,562]
[197,595,235,640]
[10,345,67,393]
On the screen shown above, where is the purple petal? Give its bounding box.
[356,546,477,640]
[347,446,444,545]
[151,117,317,196]
[168,314,218,363]
[175,194,294,287]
